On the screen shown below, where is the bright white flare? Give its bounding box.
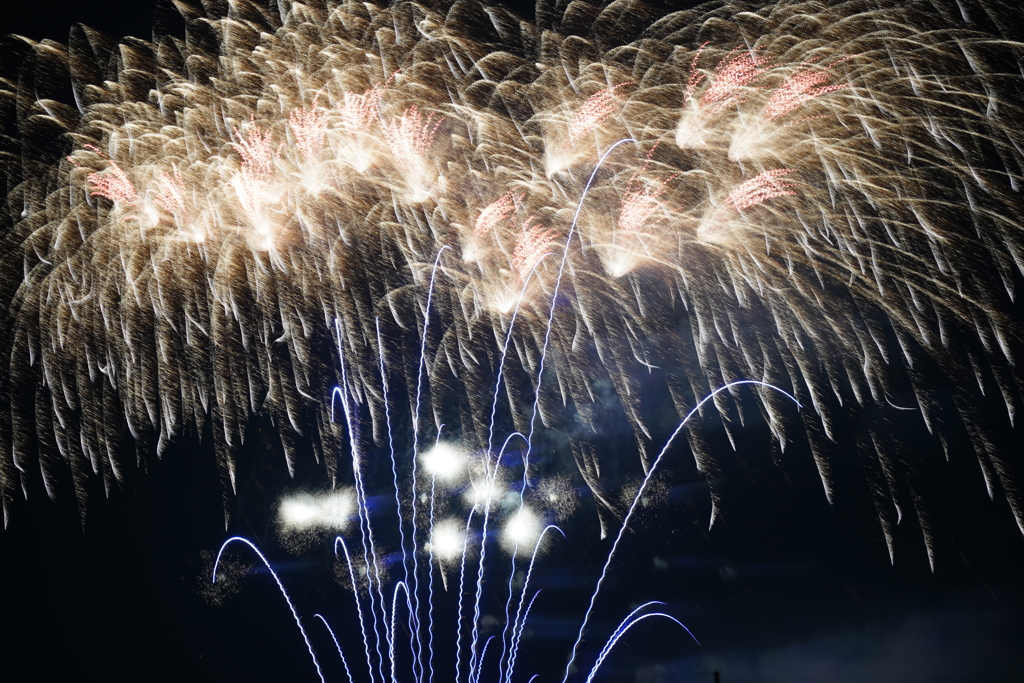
[278,490,355,532]
[502,506,541,554]
[420,443,467,481]
[427,518,466,560]
[465,477,502,511]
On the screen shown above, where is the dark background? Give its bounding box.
[2,1,1024,682]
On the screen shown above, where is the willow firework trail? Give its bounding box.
[2,0,1024,567]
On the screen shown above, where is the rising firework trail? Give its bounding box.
[216,368,764,683]
[2,0,1024,573]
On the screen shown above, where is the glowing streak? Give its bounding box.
[314,614,357,683]
[455,507,476,682]
[426,428,446,683]
[498,149,642,677]
[501,525,565,683]
[485,255,549,462]
[335,536,379,683]
[506,588,544,681]
[213,536,326,683]
[334,327,389,683]
[467,431,527,683]
[377,317,410,601]
[560,380,801,683]
[411,247,452,682]
[583,605,699,683]
[519,138,638,476]
[391,582,415,683]
[474,636,497,683]
[470,237,554,683]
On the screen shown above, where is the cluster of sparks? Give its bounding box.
[3,0,1024,588]
[566,84,632,146]
[379,106,445,166]
[229,121,283,225]
[762,60,851,121]
[83,146,138,207]
[473,191,521,238]
[511,221,558,279]
[341,77,392,135]
[723,169,798,212]
[686,46,774,117]
[291,105,330,160]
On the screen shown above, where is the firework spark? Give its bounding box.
[511,220,557,279]
[567,83,632,146]
[761,60,851,121]
[2,0,1024,573]
[290,105,329,161]
[84,145,138,206]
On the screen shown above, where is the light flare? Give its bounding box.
[278,490,356,532]
[501,507,541,555]
[427,518,465,561]
[421,443,467,481]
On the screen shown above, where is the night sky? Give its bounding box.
[2,2,1023,682]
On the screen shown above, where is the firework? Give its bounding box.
[2,0,1024,572]
[215,377,770,683]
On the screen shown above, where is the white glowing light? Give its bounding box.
[502,506,541,553]
[465,477,501,510]
[278,490,355,532]
[420,442,467,481]
[280,498,318,528]
[427,518,466,561]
